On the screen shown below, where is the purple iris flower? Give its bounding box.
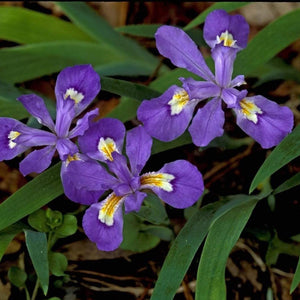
[62,118,204,251]
[137,10,294,149]
[0,65,100,175]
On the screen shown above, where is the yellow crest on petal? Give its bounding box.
[98,137,118,161]
[64,88,84,104]
[168,89,190,115]
[8,131,21,149]
[140,172,175,192]
[240,99,263,124]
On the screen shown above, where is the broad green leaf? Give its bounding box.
[121,214,160,252]
[24,230,49,295]
[48,252,68,277]
[54,215,77,238]
[142,225,174,241]
[56,2,158,65]
[0,163,62,232]
[234,9,300,77]
[291,257,300,293]
[273,172,300,195]
[0,41,128,84]
[116,24,162,38]
[0,222,27,261]
[8,267,27,287]
[28,210,50,233]
[195,198,258,300]
[0,6,93,44]
[135,194,169,225]
[183,2,249,31]
[250,125,300,193]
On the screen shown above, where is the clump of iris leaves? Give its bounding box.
[1,2,300,300]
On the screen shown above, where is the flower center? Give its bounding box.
[98,193,124,226]
[168,89,190,115]
[64,88,84,104]
[8,131,21,149]
[140,172,175,192]
[98,137,118,161]
[240,99,263,124]
[216,30,236,47]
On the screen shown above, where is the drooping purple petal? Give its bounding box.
[203,9,249,49]
[82,200,124,251]
[0,118,29,160]
[69,108,99,138]
[126,125,152,176]
[141,160,204,209]
[56,138,78,161]
[235,96,294,148]
[61,156,105,205]
[19,145,56,176]
[212,44,238,87]
[17,94,55,131]
[137,85,197,142]
[155,26,215,82]
[78,118,125,161]
[124,191,147,213]
[221,88,247,109]
[55,64,101,117]
[188,97,224,147]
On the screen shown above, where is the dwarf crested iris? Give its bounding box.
[62,118,204,251]
[0,65,100,175]
[137,9,294,149]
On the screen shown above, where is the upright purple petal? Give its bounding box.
[126,126,152,176]
[212,44,238,87]
[17,94,55,131]
[188,97,224,147]
[55,64,101,117]
[78,118,125,162]
[137,85,197,142]
[69,108,99,138]
[19,145,56,176]
[180,77,220,100]
[107,152,132,185]
[203,9,249,49]
[155,26,215,82]
[56,138,78,161]
[0,118,29,160]
[82,200,124,251]
[124,191,147,214]
[140,160,204,209]
[235,96,294,148]
[221,88,247,108]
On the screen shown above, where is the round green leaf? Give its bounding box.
[54,215,77,238]
[8,266,27,288]
[48,252,68,277]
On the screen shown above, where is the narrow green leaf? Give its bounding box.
[101,77,161,100]
[56,2,158,65]
[183,2,249,31]
[195,198,258,300]
[0,163,62,232]
[273,172,300,195]
[291,257,300,293]
[0,6,93,44]
[234,8,300,77]
[0,223,26,261]
[0,41,127,84]
[116,24,162,38]
[8,267,27,287]
[150,201,222,300]
[24,230,49,295]
[250,125,300,193]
